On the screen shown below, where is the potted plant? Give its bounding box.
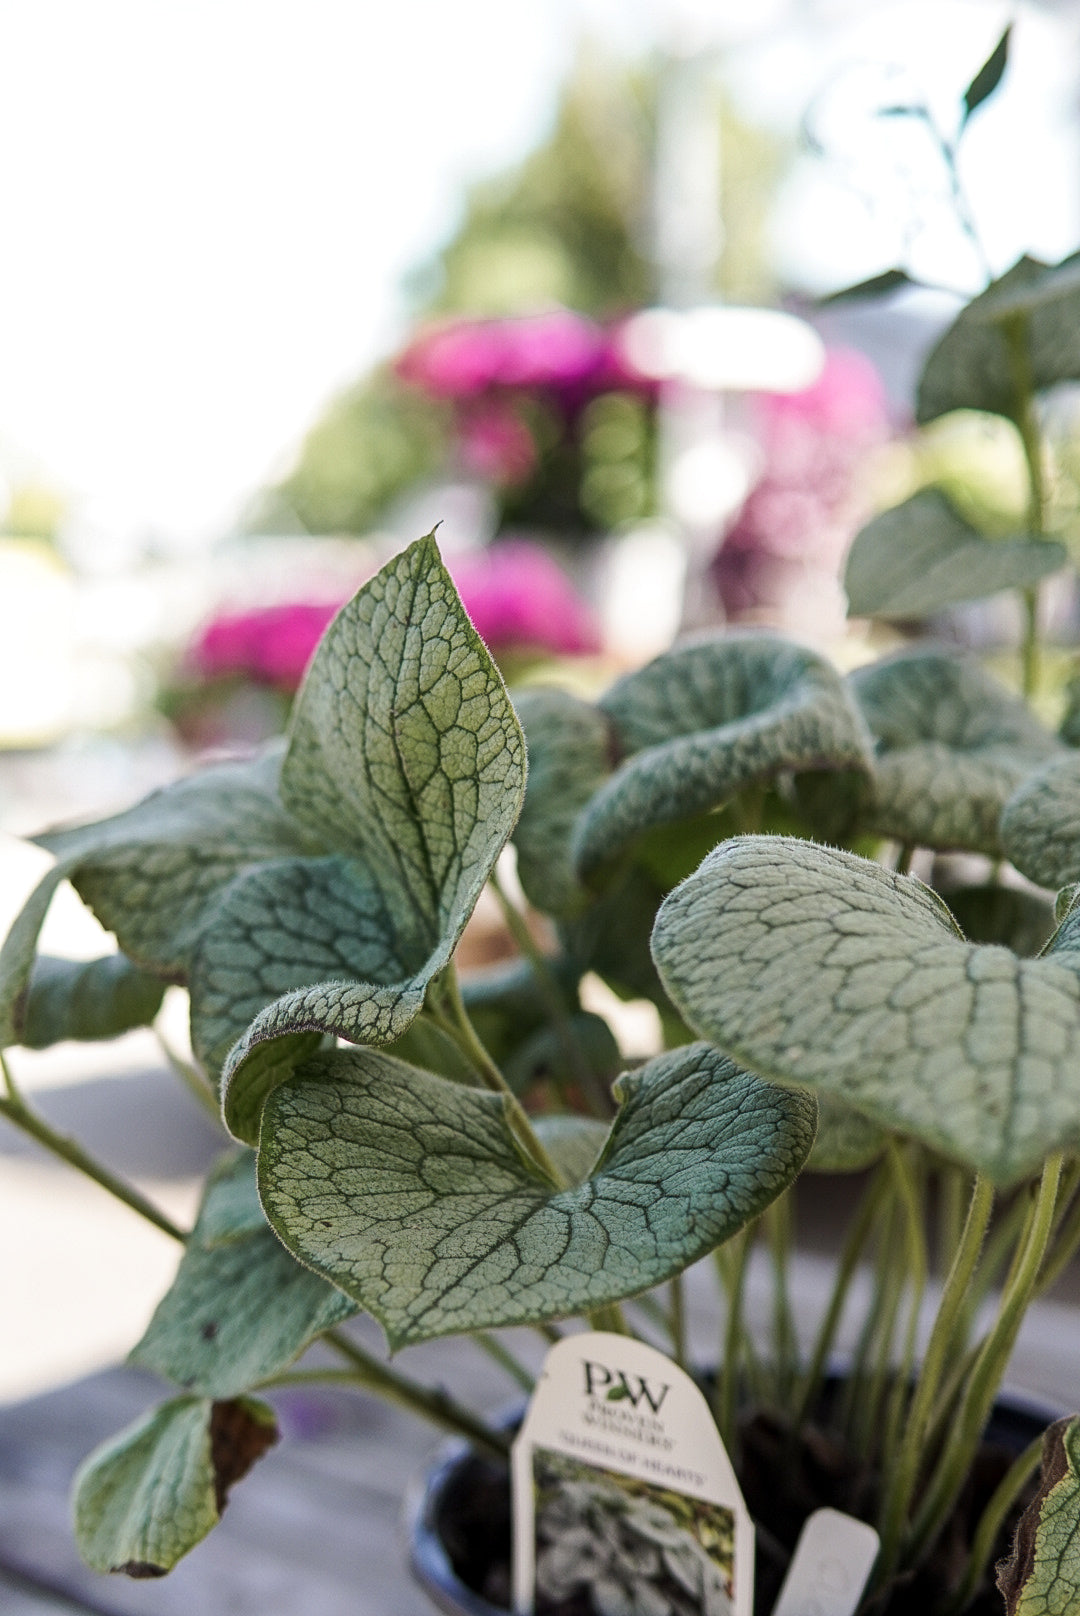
[7,241,1080,1616]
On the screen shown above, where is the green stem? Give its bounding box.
[472,1332,536,1394]
[937,1164,969,1280]
[938,1434,1043,1616]
[488,870,613,1118]
[323,1329,510,1459]
[792,1168,889,1434]
[714,1227,753,1458]
[894,844,915,876]
[908,1156,1062,1567]
[765,1192,799,1405]
[1005,310,1047,700]
[874,1173,995,1584]
[0,1057,187,1244]
[434,966,567,1188]
[851,1207,907,1461]
[1034,1170,1080,1298]
[155,1026,222,1121]
[669,1272,687,1370]
[433,967,629,1338]
[881,1145,929,1475]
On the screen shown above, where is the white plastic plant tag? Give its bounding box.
[511,1330,754,1616]
[770,1507,879,1616]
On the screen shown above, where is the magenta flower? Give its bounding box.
[713,348,891,621]
[457,401,538,485]
[450,540,600,657]
[186,541,598,698]
[395,310,645,406]
[188,602,339,690]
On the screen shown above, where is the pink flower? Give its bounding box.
[450,540,600,657]
[188,602,338,689]
[395,310,641,405]
[186,541,599,697]
[457,402,538,485]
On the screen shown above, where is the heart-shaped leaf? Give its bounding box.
[844,488,1065,619]
[1002,754,1080,891]
[72,1395,277,1577]
[651,835,1080,1185]
[996,1415,1080,1615]
[130,1152,355,1398]
[917,254,1080,424]
[512,687,614,918]
[573,635,872,879]
[256,1042,815,1347]
[849,649,1062,854]
[218,537,526,1138]
[17,953,166,1049]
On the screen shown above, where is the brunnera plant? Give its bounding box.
[5,90,1080,1616]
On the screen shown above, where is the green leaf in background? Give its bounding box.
[573,636,872,879]
[130,1152,355,1398]
[961,26,1011,126]
[512,687,614,918]
[942,883,1056,958]
[72,1395,277,1577]
[1002,755,1080,892]
[849,648,1062,854]
[219,537,527,1139]
[651,836,1080,1185]
[499,1011,622,1098]
[917,254,1080,425]
[33,747,313,978]
[17,953,166,1049]
[997,1415,1080,1615]
[818,268,919,306]
[844,488,1065,619]
[257,1042,815,1346]
[806,1095,887,1174]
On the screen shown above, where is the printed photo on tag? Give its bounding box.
[512,1331,754,1616]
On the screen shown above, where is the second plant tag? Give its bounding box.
[511,1330,754,1616]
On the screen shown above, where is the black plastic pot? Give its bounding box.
[405,1385,1059,1616]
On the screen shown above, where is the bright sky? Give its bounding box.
[0,0,1076,556]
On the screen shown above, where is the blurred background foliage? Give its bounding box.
[251,54,784,542]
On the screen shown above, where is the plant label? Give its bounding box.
[770,1508,880,1616]
[511,1330,754,1616]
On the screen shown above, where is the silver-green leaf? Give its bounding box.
[1002,755,1080,892]
[573,635,872,878]
[850,648,1062,854]
[512,687,614,918]
[844,488,1065,619]
[72,1395,277,1577]
[256,1042,815,1347]
[651,835,1080,1185]
[917,254,1080,424]
[997,1415,1080,1615]
[130,1152,355,1398]
[18,953,166,1049]
[219,536,526,1137]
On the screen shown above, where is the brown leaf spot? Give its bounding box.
[114,1561,167,1579]
[208,1399,278,1515]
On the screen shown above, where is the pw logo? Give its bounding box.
[583,1360,670,1414]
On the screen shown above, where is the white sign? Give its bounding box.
[511,1331,754,1616]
